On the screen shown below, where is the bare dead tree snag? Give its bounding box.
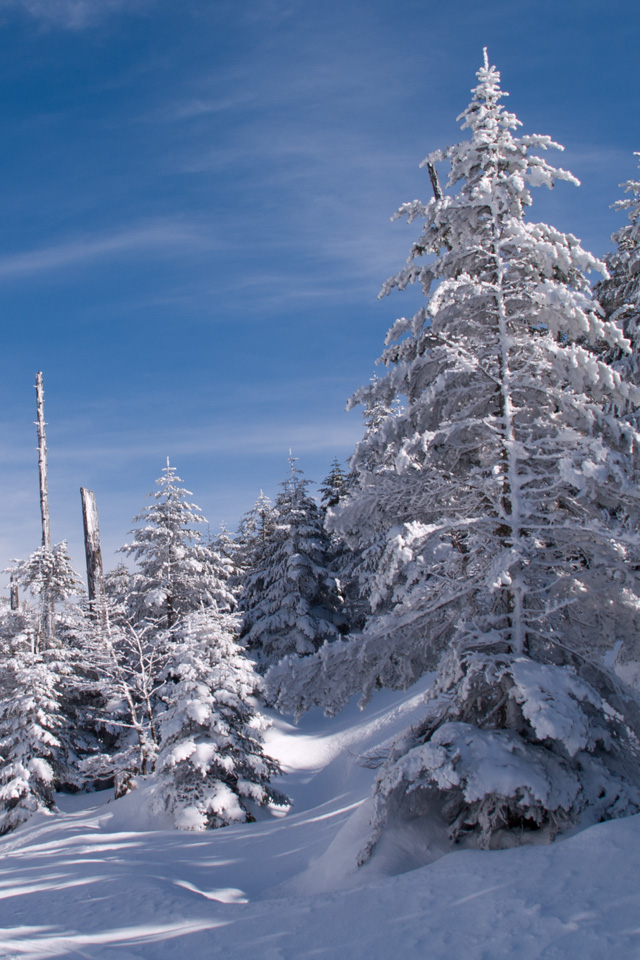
[35,372,51,552]
[81,487,105,612]
[35,371,53,643]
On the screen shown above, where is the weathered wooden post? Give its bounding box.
[80,486,105,614]
[35,371,54,643]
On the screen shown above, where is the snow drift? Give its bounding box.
[0,678,638,959]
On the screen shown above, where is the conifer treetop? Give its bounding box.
[120,460,233,625]
[428,49,579,218]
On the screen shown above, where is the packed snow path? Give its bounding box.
[0,681,639,959]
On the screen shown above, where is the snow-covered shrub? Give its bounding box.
[74,608,168,784]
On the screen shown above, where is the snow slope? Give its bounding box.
[0,679,639,959]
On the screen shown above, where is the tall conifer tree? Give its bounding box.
[276,53,640,849]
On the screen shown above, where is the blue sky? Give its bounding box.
[0,0,638,583]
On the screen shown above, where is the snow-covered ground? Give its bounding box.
[0,679,639,959]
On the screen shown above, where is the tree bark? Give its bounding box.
[81,487,105,613]
[9,576,19,612]
[35,372,51,551]
[35,372,53,644]
[426,162,444,201]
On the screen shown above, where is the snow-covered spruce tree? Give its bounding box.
[0,608,73,832]
[235,491,279,653]
[104,562,133,607]
[240,457,344,676]
[207,524,242,602]
[120,459,234,628]
[44,601,121,792]
[279,52,640,849]
[80,507,239,792]
[7,541,83,649]
[0,655,62,833]
[319,458,349,511]
[307,457,366,648]
[235,490,278,589]
[154,609,288,829]
[594,154,640,383]
[0,549,92,817]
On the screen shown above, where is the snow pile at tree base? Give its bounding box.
[361,641,640,862]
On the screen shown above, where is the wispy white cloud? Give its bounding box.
[42,417,362,466]
[0,220,215,280]
[239,0,300,27]
[144,92,257,125]
[0,0,149,29]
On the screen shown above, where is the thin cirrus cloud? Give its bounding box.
[51,420,364,465]
[24,387,364,466]
[0,0,149,28]
[0,220,214,280]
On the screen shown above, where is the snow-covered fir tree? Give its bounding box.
[78,510,242,797]
[0,653,61,833]
[0,606,80,832]
[104,562,133,607]
[208,524,242,602]
[276,52,640,849]
[595,153,640,383]
[235,490,278,587]
[240,457,344,675]
[235,490,279,654]
[319,458,348,511]
[0,548,93,825]
[318,457,361,628]
[120,459,233,628]
[154,609,288,829]
[6,541,83,648]
[360,638,640,860]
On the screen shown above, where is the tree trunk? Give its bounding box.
[81,487,105,614]
[35,372,53,644]
[426,162,444,201]
[9,576,19,612]
[491,236,526,656]
[35,372,51,551]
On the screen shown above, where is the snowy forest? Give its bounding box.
[3,49,640,888]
